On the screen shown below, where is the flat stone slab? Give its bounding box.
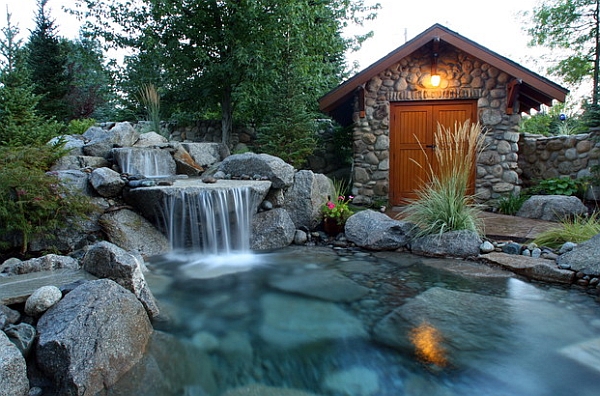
[560,337,600,374]
[0,269,96,305]
[479,252,574,284]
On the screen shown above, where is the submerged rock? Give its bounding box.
[259,292,367,349]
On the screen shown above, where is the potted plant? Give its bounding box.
[321,193,353,235]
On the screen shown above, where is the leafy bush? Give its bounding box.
[0,145,96,254]
[401,121,485,237]
[534,212,600,249]
[495,193,529,215]
[67,118,96,135]
[529,177,587,197]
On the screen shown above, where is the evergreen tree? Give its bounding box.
[0,10,61,146]
[27,0,71,121]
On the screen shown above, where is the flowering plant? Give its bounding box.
[322,194,354,225]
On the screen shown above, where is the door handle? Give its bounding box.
[425,144,436,149]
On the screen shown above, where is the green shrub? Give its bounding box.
[529,177,587,197]
[67,118,96,135]
[401,121,485,237]
[534,212,600,249]
[0,145,96,254]
[495,193,529,215]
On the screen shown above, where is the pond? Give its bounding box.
[135,246,600,396]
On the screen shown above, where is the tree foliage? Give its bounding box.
[524,0,600,104]
[70,0,378,147]
[27,0,71,121]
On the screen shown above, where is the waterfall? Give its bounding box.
[159,187,255,254]
[113,148,175,178]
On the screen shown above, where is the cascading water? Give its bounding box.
[113,148,175,177]
[160,187,254,253]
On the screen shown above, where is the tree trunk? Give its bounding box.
[221,86,233,150]
[594,0,600,105]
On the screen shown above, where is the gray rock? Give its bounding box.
[48,134,86,155]
[345,210,416,250]
[222,384,320,396]
[480,240,495,253]
[373,287,512,366]
[133,131,168,147]
[4,323,36,356]
[481,252,575,284]
[48,169,93,196]
[99,208,170,258]
[107,330,217,396]
[180,142,226,166]
[259,292,367,349]
[268,269,369,302]
[502,242,522,255]
[516,195,588,222]
[110,122,141,147]
[36,279,153,396]
[556,233,600,276]
[0,304,20,330]
[51,155,111,171]
[90,167,126,197]
[24,285,62,317]
[82,241,160,319]
[559,241,578,254]
[293,229,308,245]
[218,153,295,188]
[1,254,79,275]
[82,126,114,158]
[250,208,295,250]
[284,170,335,230]
[0,331,29,396]
[410,230,482,258]
[323,366,380,396]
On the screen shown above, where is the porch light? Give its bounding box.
[431,74,441,87]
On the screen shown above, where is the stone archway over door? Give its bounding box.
[389,100,477,205]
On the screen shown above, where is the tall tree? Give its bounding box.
[27,0,71,121]
[0,10,61,146]
[525,0,600,104]
[70,0,378,147]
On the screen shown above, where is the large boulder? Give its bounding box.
[284,170,335,230]
[516,195,588,222]
[180,142,227,167]
[218,153,295,189]
[90,167,126,197]
[250,208,295,250]
[410,229,482,258]
[98,208,170,258]
[172,144,204,176]
[345,210,416,250]
[556,233,600,276]
[36,279,153,396]
[133,131,168,147]
[0,254,79,275]
[51,155,110,171]
[82,241,159,318]
[0,331,29,396]
[48,169,94,196]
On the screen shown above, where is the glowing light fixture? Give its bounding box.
[431,37,441,88]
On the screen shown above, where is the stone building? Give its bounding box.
[319,24,568,206]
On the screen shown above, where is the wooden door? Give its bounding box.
[389,101,477,205]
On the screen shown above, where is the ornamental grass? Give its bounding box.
[533,212,600,249]
[400,120,486,237]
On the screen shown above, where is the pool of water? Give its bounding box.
[130,246,600,396]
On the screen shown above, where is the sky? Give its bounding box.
[0,0,546,76]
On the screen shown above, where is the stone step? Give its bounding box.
[0,269,96,305]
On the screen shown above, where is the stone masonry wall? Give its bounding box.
[518,130,600,185]
[351,45,522,205]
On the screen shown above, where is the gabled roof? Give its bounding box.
[319,23,569,126]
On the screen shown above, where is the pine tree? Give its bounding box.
[27,0,71,121]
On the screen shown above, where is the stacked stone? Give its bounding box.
[349,45,523,204]
[518,130,600,182]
